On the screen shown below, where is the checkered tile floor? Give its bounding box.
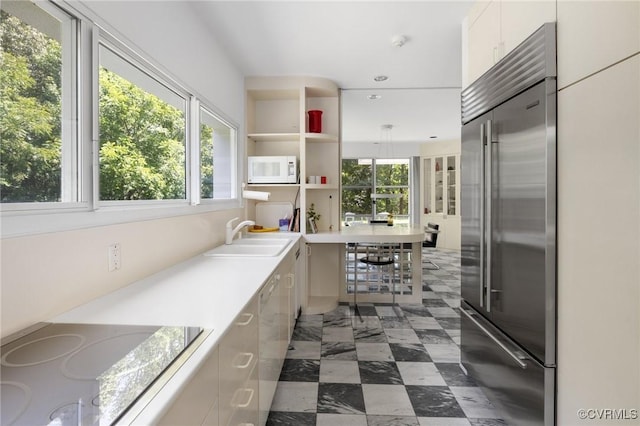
[266,248,506,426]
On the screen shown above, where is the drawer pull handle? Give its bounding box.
[232,352,254,369]
[236,313,254,326]
[460,308,527,369]
[231,388,254,408]
[287,273,295,289]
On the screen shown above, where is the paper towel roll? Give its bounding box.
[242,190,271,201]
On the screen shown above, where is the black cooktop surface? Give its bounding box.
[1,323,201,425]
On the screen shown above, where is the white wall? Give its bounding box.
[1,1,246,338]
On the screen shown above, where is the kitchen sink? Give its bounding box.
[203,238,291,257]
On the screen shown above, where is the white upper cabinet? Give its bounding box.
[465,0,556,86]
[557,0,640,89]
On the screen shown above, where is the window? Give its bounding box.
[199,106,235,200]
[342,158,410,224]
[0,1,240,236]
[0,1,77,204]
[98,43,187,202]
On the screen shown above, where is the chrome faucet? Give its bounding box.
[225,217,255,244]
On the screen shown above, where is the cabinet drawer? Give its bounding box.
[220,297,259,425]
[226,366,259,426]
[224,297,259,356]
[157,346,219,425]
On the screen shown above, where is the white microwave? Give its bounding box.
[248,156,297,184]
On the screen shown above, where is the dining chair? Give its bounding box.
[423,222,440,270]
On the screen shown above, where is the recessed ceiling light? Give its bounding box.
[391,35,407,48]
[367,94,382,100]
[374,75,388,82]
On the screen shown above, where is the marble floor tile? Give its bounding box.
[468,418,508,425]
[323,326,354,342]
[420,299,451,307]
[418,417,472,426]
[319,359,361,384]
[270,381,318,412]
[321,342,357,360]
[353,327,387,342]
[405,385,466,418]
[397,362,446,386]
[286,340,322,359]
[355,342,394,361]
[362,384,415,416]
[376,305,401,318]
[450,387,502,419]
[358,361,403,384]
[406,316,443,330]
[278,359,320,382]
[424,343,460,363]
[324,315,352,327]
[436,317,461,330]
[389,343,432,362]
[351,315,381,329]
[317,383,366,414]
[266,411,316,426]
[296,314,324,326]
[367,415,420,426]
[435,363,477,387]
[316,413,367,426]
[421,291,442,299]
[415,329,455,345]
[381,317,413,329]
[443,298,461,308]
[400,304,433,317]
[429,284,453,292]
[292,325,323,341]
[353,305,378,317]
[268,249,504,425]
[427,307,459,318]
[385,328,421,343]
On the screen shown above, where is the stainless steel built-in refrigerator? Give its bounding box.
[460,23,557,425]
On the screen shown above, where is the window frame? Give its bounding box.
[0,0,242,238]
[341,157,411,223]
[0,0,82,211]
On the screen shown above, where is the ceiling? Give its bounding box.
[191,1,472,144]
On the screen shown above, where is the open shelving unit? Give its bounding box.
[245,76,341,234]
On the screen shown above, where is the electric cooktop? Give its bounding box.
[1,323,202,425]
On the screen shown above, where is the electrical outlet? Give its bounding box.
[108,243,121,272]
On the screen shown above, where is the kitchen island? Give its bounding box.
[303,225,425,314]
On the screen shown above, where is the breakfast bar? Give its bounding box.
[303,226,426,314]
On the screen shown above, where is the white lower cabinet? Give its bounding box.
[258,273,281,426]
[219,296,259,426]
[159,247,298,426]
[258,250,297,426]
[157,346,220,426]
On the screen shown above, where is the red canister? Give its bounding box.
[308,110,323,133]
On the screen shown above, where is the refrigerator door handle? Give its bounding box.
[479,122,486,309]
[485,119,493,312]
[460,307,528,369]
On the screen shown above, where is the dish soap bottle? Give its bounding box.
[387,213,394,226]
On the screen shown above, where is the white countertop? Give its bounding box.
[304,225,425,243]
[51,233,301,424]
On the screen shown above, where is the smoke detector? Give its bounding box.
[391,35,407,47]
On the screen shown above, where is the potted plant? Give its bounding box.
[307,203,320,233]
